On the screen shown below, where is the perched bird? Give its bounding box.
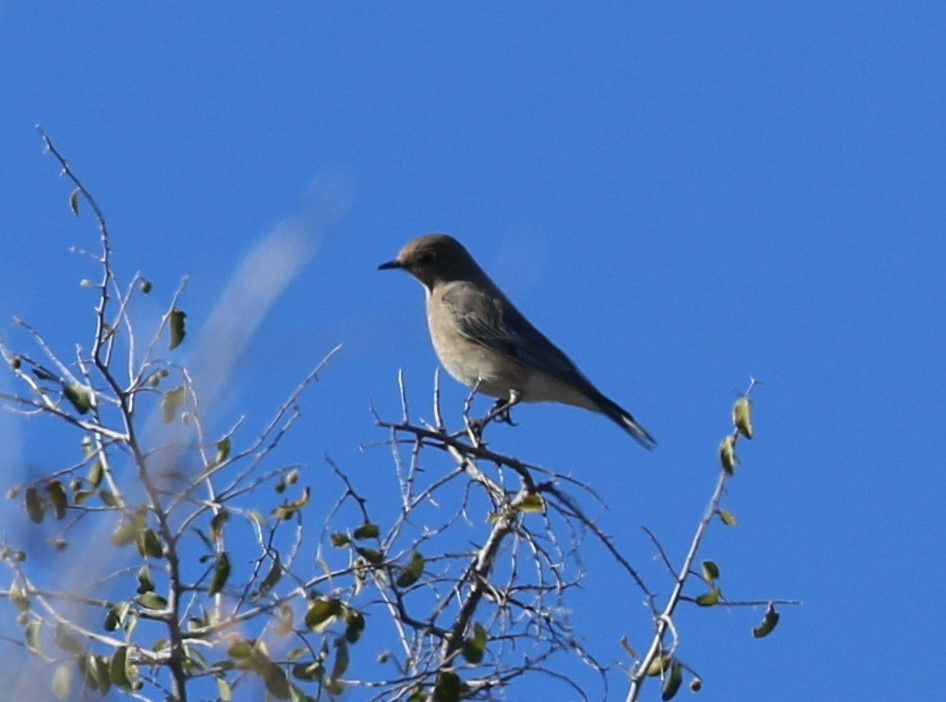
[379,234,655,448]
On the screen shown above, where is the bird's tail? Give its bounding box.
[595,394,657,450]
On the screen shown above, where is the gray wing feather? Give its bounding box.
[441,284,593,388]
[441,283,656,448]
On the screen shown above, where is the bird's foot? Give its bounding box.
[462,392,522,445]
[489,398,518,426]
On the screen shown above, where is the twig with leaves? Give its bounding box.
[624,379,799,701]
[0,130,342,702]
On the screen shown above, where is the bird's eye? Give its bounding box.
[418,251,436,264]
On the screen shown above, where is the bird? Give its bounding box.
[379,234,655,448]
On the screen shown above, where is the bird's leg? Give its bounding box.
[463,390,522,444]
[488,390,522,426]
[490,400,515,425]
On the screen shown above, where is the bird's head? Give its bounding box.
[379,233,479,290]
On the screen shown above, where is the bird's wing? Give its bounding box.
[441,283,591,385]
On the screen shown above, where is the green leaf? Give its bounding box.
[168,308,187,350]
[104,602,130,631]
[353,523,379,540]
[286,646,309,662]
[661,661,683,700]
[209,552,231,596]
[275,604,294,637]
[52,662,72,700]
[330,532,351,548]
[183,646,208,676]
[323,676,345,695]
[161,386,187,423]
[24,487,45,524]
[695,588,721,607]
[92,654,112,694]
[645,654,672,676]
[10,582,30,612]
[227,640,254,660]
[136,565,155,594]
[753,603,780,638]
[271,487,311,520]
[516,493,545,513]
[718,435,736,474]
[462,622,488,664]
[433,670,461,702]
[732,395,753,439]
[216,675,232,702]
[112,521,140,547]
[263,662,291,699]
[344,608,365,643]
[259,552,282,595]
[110,646,132,689]
[25,619,41,653]
[305,598,342,632]
[210,511,230,543]
[137,529,164,559]
[396,550,425,588]
[46,480,68,519]
[137,592,168,610]
[63,383,91,414]
[87,460,103,488]
[291,662,323,681]
[331,637,350,680]
[701,560,720,584]
[355,547,383,566]
[718,508,738,526]
[68,188,80,216]
[214,436,232,466]
[54,622,84,654]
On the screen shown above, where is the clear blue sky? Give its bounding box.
[1,4,944,700]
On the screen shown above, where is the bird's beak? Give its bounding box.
[378,258,402,271]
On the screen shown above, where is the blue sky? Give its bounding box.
[1,3,945,700]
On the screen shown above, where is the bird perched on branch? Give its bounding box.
[379,234,655,448]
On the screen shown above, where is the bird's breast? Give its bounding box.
[425,294,521,399]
